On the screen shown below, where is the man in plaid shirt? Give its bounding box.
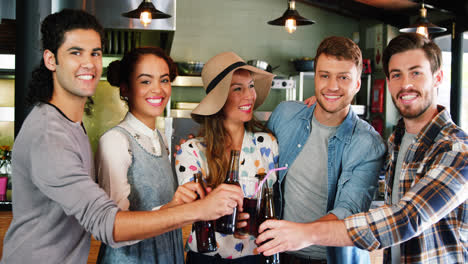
[257,33,467,263]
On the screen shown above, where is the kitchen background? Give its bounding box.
[0,0,365,152]
[1,1,467,262]
[1,0,467,153]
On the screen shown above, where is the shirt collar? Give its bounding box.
[123,112,158,138]
[45,102,87,134]
[394,105,451,146]
[243,130,254,146]
[418,105,452,140]
[334,107,358,143]
[306,103,358,144]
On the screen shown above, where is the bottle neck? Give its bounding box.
[226,150,240,183]
[194,173,206,199]
[264,189,275,219]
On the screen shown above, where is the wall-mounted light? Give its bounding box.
[122,0,171,27]
[399,3,446,38]
[268,0,315,34]
[0,107,14,122]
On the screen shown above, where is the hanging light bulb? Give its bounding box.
[399,3,446,38]
[122,0,171,27]
[268,0,315,34]
[285,18,297,34]
[416,25,429,38]
[140,11,152,27]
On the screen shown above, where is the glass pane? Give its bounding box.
[433,33,468,131]
[462,34,468,132]
[433,35,451,111]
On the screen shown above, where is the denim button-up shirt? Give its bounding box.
[267,101,386,264]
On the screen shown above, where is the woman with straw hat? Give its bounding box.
[95,48,244,264]
[175,51,279,263]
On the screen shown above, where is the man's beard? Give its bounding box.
[391,91,433,119]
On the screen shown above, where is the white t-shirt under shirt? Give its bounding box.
[391,131,417,264]
[283,114,338,260]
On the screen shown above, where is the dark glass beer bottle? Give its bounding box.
[260,185,280,264]
[215,150,241,234]
[192,173,217,253]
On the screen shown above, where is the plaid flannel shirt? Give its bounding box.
[344,106,468,263]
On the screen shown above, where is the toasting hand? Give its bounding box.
[256,219,313,256]
[234,212,250,239]
[195,183,244,221]
[162,181,207,209]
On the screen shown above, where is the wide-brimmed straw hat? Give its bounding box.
[191,51,275,116]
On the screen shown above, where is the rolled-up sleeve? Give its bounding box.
[329,133,386,219]
[344,150,468,250]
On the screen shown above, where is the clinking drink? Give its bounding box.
[259,184,280,264]
[192,173,217,253]
[235,197,259,237]
[235,173,266,237]
[215,150,241,234]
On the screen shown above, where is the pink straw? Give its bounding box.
[254,166,287,195]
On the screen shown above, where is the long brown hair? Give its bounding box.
[192,112,270,187]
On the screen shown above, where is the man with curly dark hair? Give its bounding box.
[1,9,243,263]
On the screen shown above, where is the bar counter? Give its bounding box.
[0,201,12,211]
[0,209,381,263]
[0,209,191,264]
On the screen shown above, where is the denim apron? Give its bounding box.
[97,126,184,264]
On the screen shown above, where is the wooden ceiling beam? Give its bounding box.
[298,0,411,28]
[400,0,465,16]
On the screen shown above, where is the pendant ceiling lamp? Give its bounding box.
[268,0,315,34]
[122,0,171,27]
[399,2,446,38]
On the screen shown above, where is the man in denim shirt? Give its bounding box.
[257,33,467,264]
[257,36,386,264]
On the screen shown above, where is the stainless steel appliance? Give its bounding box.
[166,117,200,175]
[52,0,176,54]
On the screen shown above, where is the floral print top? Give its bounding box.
[175,130,279,259]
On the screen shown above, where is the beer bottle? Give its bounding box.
[192,173,217,253]
[260,184,280,264]
[215,150,241,234]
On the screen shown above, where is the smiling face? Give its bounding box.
[387,48,441,121]
[45,29,103,102]
[124,54,171,129]
[222,69,256,126]
[314,54,361,126]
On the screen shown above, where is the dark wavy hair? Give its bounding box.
[383,33,442,78]
[26,9,104,105]
[106,46,177,104]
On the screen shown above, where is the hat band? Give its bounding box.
[206,61,246,94]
